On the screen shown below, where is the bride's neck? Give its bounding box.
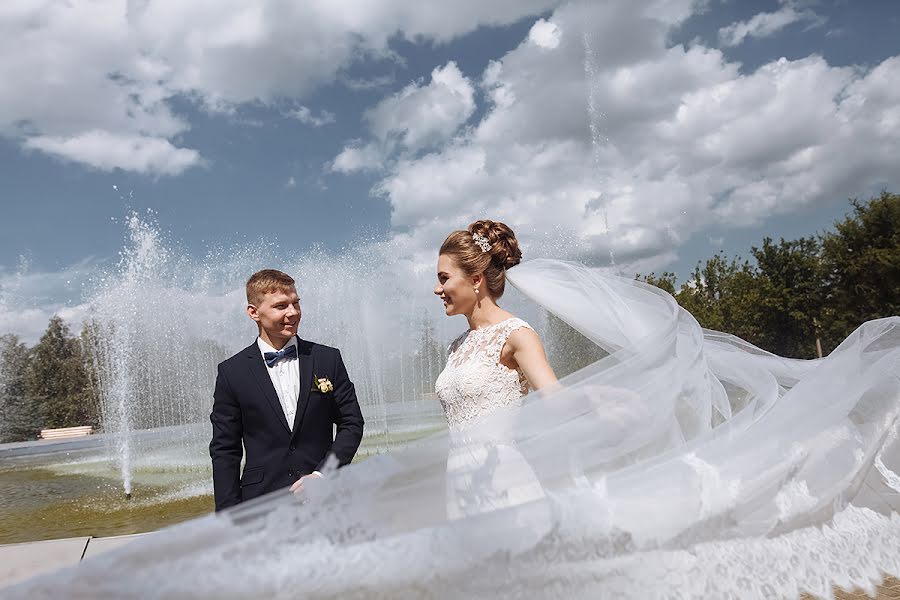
[466,299,510,330]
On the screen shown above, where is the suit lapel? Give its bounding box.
[291,337,314,439]
[245,342,292,434]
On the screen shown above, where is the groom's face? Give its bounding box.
[248,286,301,346]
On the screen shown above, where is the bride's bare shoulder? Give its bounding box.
[506,323,541,349]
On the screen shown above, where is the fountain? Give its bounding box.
[0,211,596,545]
[582,30,616,268]
[80,215,454,499]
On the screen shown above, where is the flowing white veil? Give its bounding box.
[10,259,900,599]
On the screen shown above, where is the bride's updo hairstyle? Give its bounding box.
[440,219,522,299]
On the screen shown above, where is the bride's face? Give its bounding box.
[434,254,477,316]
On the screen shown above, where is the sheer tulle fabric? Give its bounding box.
[10,259,900,599]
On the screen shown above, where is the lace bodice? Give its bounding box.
[435,317,533,429]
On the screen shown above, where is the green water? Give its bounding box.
[0,463,213,544]
[0,428,441,545]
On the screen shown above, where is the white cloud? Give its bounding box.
[4,0,900,284]
[0,304,90,346]
[0,0,563,175]
[529,19,561,49]
[340,74,397,91]
[0,258,102,344]
[365,61,476,151]
[0,1,195,175]
[718,2,827,47]
[376,144,489,224]
[345,1,900,273]
[329,61,477,172]
[328,142,385,174]
[286,106,336,127]
[24,131,203,176]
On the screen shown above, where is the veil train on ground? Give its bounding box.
[10,259,900,599]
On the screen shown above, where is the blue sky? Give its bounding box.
[1,0,899,342]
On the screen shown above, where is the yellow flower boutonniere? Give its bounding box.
[312,374,334,393]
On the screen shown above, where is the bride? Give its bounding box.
[432,220,556,519]
[433,220,558,424]
[9,221,900,599]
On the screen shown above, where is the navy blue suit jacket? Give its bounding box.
[209,337,364,511]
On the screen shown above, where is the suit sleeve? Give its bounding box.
[319,349,364,470]
[209,363,243,511]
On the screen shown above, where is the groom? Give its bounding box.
[209,269,364,511]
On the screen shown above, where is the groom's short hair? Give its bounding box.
[246,269,296,305]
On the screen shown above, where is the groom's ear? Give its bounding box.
[246,304,260,322]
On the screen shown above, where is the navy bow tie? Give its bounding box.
[264,344,297,367]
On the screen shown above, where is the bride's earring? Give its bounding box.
[474,287,479,295]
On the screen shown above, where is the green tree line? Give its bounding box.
[0,316,99,443]
[639,191,900,359]
[0,315,234,443]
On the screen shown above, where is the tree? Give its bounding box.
[0,334,39,442]
[25,316,98,430]
[637,272,677,295]
[819,191,900,353]
[641,247,826,358]
[750,236,825,358]
[543,313,608,378]
[79,319,108,430]
[674,253,765,344]
[414,316,446,399]
[635,192,899,359]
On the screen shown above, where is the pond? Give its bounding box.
[0,424,443,545]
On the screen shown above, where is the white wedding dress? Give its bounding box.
[435,318,545,519]
[9,259,900,599]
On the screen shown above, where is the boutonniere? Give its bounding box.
[312,374,333,393]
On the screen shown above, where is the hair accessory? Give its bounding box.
[472,233,491,253]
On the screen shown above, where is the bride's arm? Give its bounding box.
[505,328,558,391]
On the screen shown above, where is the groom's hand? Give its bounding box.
[289,471,322,494]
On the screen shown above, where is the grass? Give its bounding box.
[0,425,444,545]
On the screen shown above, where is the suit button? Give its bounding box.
[288,470,294,478]
[289,444,295,452]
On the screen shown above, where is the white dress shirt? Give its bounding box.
[257,337,300,431]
